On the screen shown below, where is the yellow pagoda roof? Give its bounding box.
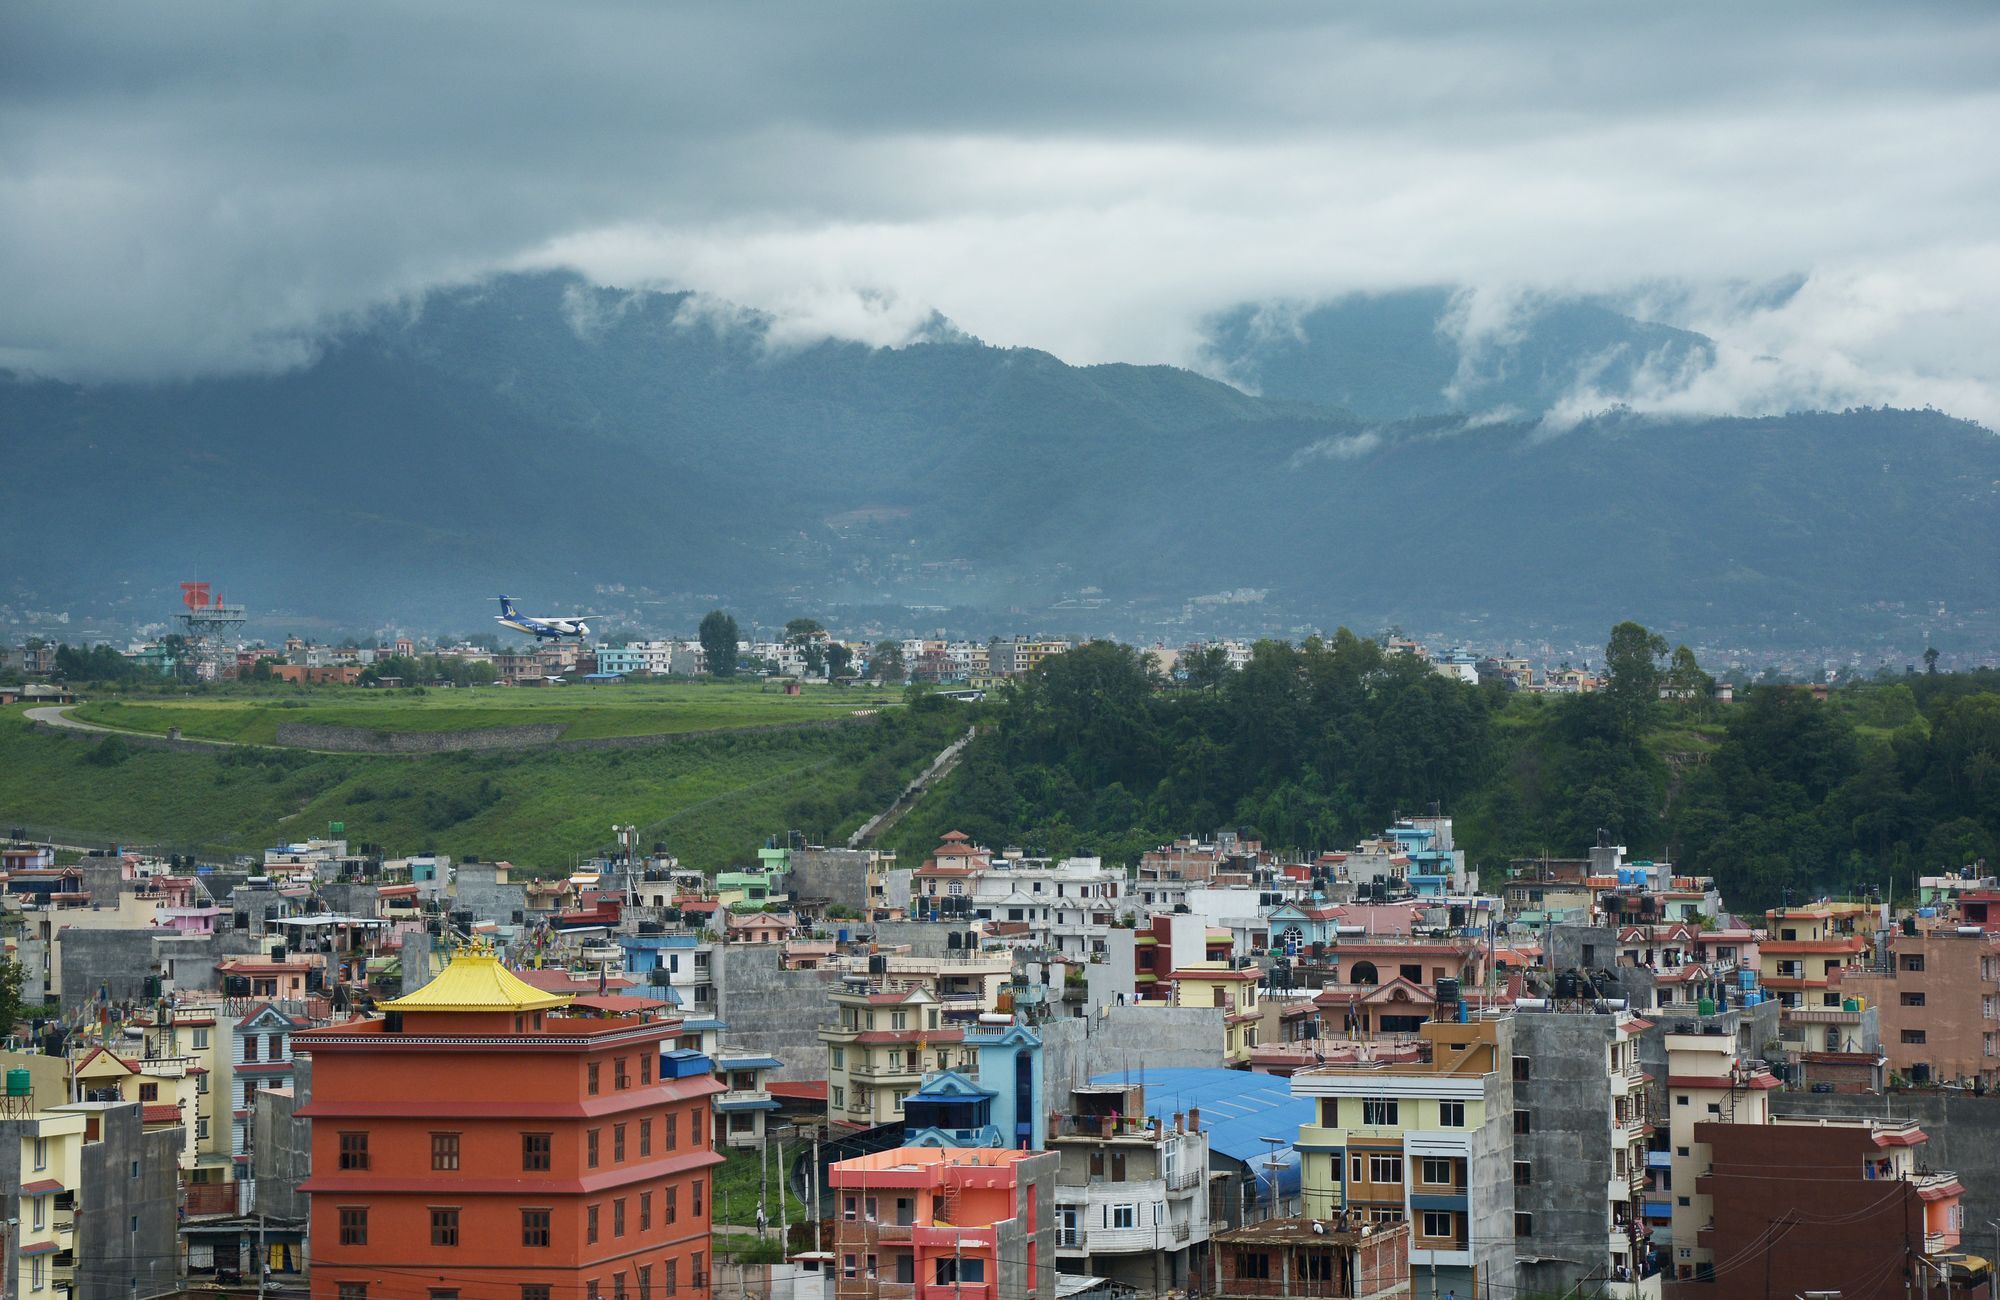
[379,950,573,1013]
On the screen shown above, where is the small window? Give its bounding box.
[666,1186,678,1223]
[1514,1161,1531,1187]
[1512,1056,1530,1082]
[1514,1111,1531,1135]
[431,1132,460,1171]
[1515,1212,1533,1237]
[1422,1158,1454,1185]
[1438,1100,1465,1128]
[1361,1098,1399,1126]
[339,1132,370,1171]
[588,1129,601,1168]
[1902,992,1927,1007]
[614,1198,626,1237]
[522,1209,551,1247]
[338,1207,368,1246]
[523,1133,552,1171]
[523,1289,551,1300]
[1422,1211,1456,1240]
[1676,1095,1689,1106]
[339,1286,367,1300]
[587,1204,600,1245]
[1902,1030,1928,1045]
[641,1055,653,1085]
[588,1062,602,1095]
[640,1120,653,1157]
[614,1124,627,1162]
[430,1208,460,1247]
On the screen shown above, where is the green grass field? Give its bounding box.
[0,698,965,872]
[71,680,886,746]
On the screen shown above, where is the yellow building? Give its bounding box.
[819,987,977,1129]
[1290,1018,1514,1299]
[1661,1026,1776,1280]
[69,1044,203,1171]
[1169,962,1263,1064]
[7,1106,85,1300]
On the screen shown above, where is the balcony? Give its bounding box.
[1219,1282,1361,1299]
[874,1222,915,1242]
[1051,1114,1159,1141]
[183,1182,242,1217]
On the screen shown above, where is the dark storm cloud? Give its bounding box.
[2,2,1997,422]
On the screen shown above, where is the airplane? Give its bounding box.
[495,595,592,641]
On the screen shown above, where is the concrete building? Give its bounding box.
[2,1097,181,1300]
[1668,1116,1964,1300]
[1208,1218,1411,1300]
[828,1145,1058,1300]
[1290,1017,1517,1300]
[822,987,973,1130]
[1510,1007,1656,1297]
[1658,1025,1778,1282]
[714,1052,784,1149]
[1841,924,2000,1087]
[1047,1081,1211,1291]
[1168,962,1264,1064]
[295,948,723,1300]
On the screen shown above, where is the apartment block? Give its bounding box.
[1290,1017,1517,1300]
[829,1146,1057,1300]
[1047,1082,1211,1291]
[1842,925,2000,1087]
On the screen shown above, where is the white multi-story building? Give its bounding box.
[960,854,1133,957]
[1049,1082,1211,1292]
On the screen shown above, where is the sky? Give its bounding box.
[4,1,1998,427]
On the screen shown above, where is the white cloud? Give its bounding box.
[1,1,1996,428]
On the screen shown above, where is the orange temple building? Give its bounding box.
[295,948,723,1300]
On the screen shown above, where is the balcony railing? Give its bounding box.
[1217,1280,1354,1298]
[1052,1114,1158,1140]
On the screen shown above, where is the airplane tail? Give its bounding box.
[498,595,517,618]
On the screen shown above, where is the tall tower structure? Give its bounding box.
[176,581,246,680]
[295,948,723,1300]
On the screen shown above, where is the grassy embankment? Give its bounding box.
[0,694,962,871]
[72,679,882,745]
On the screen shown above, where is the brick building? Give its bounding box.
[828,1146,1057,1300]
[1842,926,2000,1087]
[295,947,722,1300]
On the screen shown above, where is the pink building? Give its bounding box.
[829,1146,1058,1300]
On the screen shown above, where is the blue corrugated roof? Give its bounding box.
[1088,1067,1307,1194]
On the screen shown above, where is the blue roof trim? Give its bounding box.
[1088,1066,1308,1195]
[717,1056,785,1071]
[716,1097,783,1113]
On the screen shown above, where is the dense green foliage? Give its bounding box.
[0,700,966,871]
[891,630,2000,911]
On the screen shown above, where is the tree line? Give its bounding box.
[890,623,2000,911]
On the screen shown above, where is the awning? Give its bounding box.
[18,1180,63,1197]
[716,1097,783,1113]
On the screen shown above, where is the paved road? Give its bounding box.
[24,705,239,747]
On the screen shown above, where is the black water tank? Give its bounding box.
[947,932,963,950]
[1436,977,1460,1006]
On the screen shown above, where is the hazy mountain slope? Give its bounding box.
[2,272,1993,640]
[1200,289,1715,421]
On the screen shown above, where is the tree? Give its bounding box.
[1925,647,1941,675]
[824,642,855,679]
[698,610,740,678]
[1604,621,1668,737]
[0,952,23,1041]
[1183,646,1229,689]
[784,618,826,641]
[872,641,906,684]
[1663,644,1715,716]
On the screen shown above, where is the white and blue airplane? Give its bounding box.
[495,595,592,641]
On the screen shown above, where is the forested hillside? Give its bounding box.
[886,630,2000,911]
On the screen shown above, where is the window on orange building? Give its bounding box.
[338,1207,367,1246]
[615,1124,627,1162]
[616,1058,630,1090]
[588,1204,601,1244]
[430,1209,459,1246]
[523,1133,552,1171]
[521,1288,550,1300]
[638,1265,652,1300]
[338,1285,365,1300]
[641,1191,653,1231]
[640,1119,653,1157]
[589,1063,602,1095]
[692,1178,704,1218]
[615,1198,627,1237]
[663,1262,677,1296]
[642,1054,653,1085]
[521,1209,551,1248]
[431,1133,460,1171]
[588,1129,601,1168]
[339,1133,369,1171]
[666,1186,678,1223]
[613,1274,627,1300]
[664,1111,678,1149]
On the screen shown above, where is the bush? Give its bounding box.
[86,736,131,767]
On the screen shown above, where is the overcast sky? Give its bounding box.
[4,2,1998,425]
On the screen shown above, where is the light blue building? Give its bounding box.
[965,1018,1044,1150]
[902,1070,1004,1148]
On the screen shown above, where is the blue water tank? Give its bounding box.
[659,1049,713,1079]
[1918,908,1938,918]
[838,928,850,944]
[1738,969,1757,989]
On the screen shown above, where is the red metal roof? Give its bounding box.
[769,1080,829,1101]
[17,1179,63,1196]
[143,1104,184,1123]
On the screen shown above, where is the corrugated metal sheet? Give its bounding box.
[1088,1066,1307,1193]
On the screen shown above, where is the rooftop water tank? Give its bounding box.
[4,1067,31,1098]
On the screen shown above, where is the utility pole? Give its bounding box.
[777,1132,789,1245]
[257,1211,268,1300]
[812,1129,823,1254]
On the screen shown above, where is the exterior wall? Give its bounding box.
[299,1018,722,1300]
[1040,1007,1230,1096]
[1842,930,2000,1087]
[1510,1014,1633,1296]
[69,1102,183,1300]
[252,1059,313,1222]
[712,943,841,1082]
[1771,1090,2000,1232]
[1667,1122,1926,1300]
